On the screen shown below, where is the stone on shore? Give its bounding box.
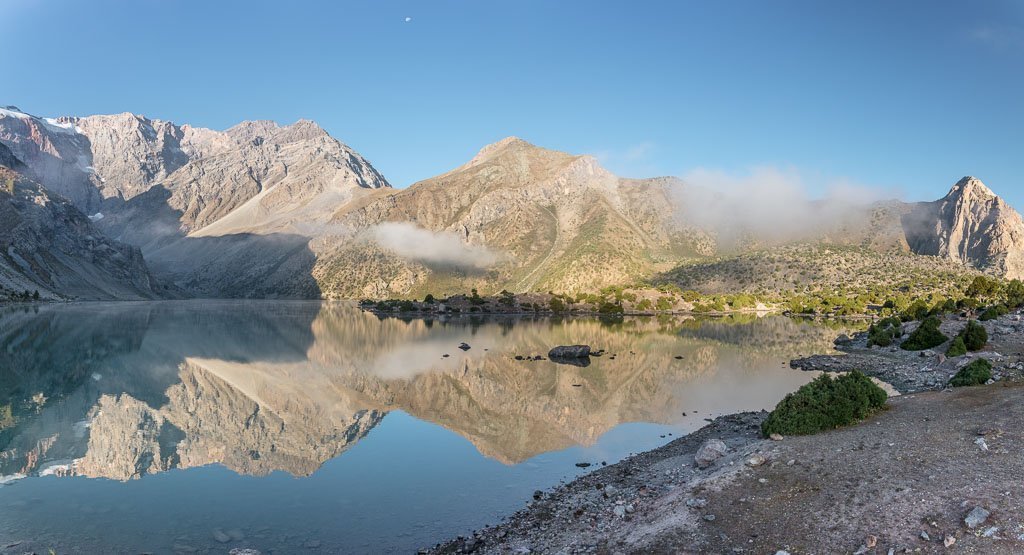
[694,439,728,468]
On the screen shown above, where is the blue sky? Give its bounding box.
[4,0,1022,207]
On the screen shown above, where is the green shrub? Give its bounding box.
[598,301,624,315]
[635,298,653,311]
[961,320,988,351]
[655,296,676,311]
[867,317,902,347]
[761,371,887,437]
[423,294,435,304]
[946,336,968,357]
[549,297,566,313]
[1005,279,1024,308]
[398,300,416,312]
[966,275,1001,298]
[900,316,948,351]
[902,299,930,322]
[948,359,992,387]
[979,304,1008,321]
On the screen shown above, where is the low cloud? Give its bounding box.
[370,222,500,270]
[674,166,900,246]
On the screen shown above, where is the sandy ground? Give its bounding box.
[429,312,1024,554]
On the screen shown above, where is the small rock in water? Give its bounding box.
[304,539,322,548]
[229,550,261,555]
[227,528,245,541]
[694,439,729,468]
[213,529,232,543]
[575,462,592,468]
[458,343,471,351]
[964,506,990,529]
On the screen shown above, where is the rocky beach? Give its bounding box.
[429,311,1024,554]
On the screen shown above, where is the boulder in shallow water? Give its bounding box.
[548,345,591,358]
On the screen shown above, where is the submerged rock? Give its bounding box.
[548,345,591,358]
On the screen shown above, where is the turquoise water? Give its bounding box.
[0,301,835,554]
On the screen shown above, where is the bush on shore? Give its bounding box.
[867,317,902,347]
[946,336,968,357]
[961,320,988,351]
[900,316,948,351]
[948,359,993,387]
[761,371,887,437]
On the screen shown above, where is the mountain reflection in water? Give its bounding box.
[0,301,840,481]
[0,302,853,553]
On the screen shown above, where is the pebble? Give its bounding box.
[982,526,999,538]
[920,531,931,541]
[613,505,626,518]
[703,514,716,522]
[746,455,767,467]
[944,535,956,547]
[769,433,784,441]
[865,535,877,548]
[686,498,708,509]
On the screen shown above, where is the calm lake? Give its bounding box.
[0,301,843,554]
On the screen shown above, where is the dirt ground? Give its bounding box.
[429,312,1024,554]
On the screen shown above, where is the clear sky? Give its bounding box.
[4,0,1022,207]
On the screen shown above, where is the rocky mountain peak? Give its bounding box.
[947,176,997,202]
[467,136,539,165]
[904,177,1024,280]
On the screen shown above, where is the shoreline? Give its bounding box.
[426,310,1024,554]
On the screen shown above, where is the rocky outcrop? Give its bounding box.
[904,176,1024,279]
[0,143,160,300]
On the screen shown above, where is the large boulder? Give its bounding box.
[695,439,728,468]
[548,345,591,358]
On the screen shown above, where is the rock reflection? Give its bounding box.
[0,302,840,479]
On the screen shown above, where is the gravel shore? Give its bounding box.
[428,312,1024,554]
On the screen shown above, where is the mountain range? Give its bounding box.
[1,104,1021,300]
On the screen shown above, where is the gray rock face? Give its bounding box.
[904,176,1024,280]
[694,438,728,468]
[548,345,591,358]
[0,144,160,300]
